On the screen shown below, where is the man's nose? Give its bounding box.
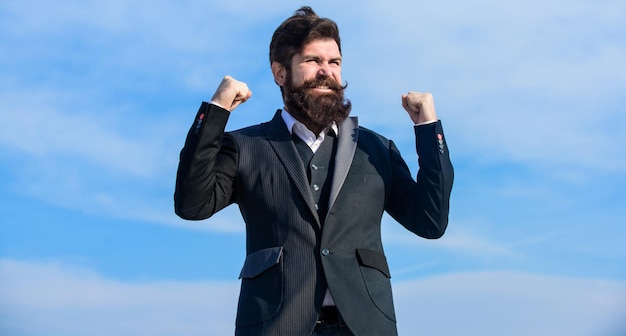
[317,63,331,77]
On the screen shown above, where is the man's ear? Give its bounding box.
[271,62,286,86]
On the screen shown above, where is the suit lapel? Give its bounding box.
[261,111,321,225]
[328,116,359,213]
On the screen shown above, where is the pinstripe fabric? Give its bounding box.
[232,115,325,335]
[175,103,453,336]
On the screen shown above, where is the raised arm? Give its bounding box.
[174,76,251,220]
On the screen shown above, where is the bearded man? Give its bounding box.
[174,6,453,336]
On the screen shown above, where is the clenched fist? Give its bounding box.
[211,76,253,112]
[402,92,438,124]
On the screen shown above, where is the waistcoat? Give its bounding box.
[292,132,337,224]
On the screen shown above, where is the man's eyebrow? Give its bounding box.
[302,55,342,62]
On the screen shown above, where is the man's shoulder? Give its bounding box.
[357,125,384,137]
[355,125,391,146]
[228,111,286,142]
[229,123,263,136]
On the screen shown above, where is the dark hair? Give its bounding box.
[269,6,341,68]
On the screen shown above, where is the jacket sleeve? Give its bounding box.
[385,120,454,238]
[174,102,238,220]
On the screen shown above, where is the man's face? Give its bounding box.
[276,39,351,133]
[289,39,342,92]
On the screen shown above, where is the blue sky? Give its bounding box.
[1,0,625,335]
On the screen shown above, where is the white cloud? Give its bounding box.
[0,86,247,233]
[2,259,624,336]
[383,215,522,261]
[0,88,180,178]
[0,259,239,336]
[394,271,626,336]
[131,203,246,234]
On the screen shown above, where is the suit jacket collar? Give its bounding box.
[329,115,358,214]
[261,111,319,225]
[260,110,359,227]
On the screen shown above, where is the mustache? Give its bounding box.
[301,76,347,92]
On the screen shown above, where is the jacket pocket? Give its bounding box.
[236,246,284,328]
[356,248,391,278]
[356,249,396,321]
[239,246,284,279]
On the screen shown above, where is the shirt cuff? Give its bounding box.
[209,100,228,111]
[414,120,437,127]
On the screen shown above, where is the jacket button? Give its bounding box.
[321,248,330,256]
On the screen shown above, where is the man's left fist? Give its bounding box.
[402,92,438,124]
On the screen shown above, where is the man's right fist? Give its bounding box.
[210,76,252,111]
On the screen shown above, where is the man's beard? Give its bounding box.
[283,74,351,133]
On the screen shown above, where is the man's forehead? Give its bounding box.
[299,39,341,55]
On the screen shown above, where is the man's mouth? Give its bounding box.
[310,85,332,92]
[308,87,334,96]
[300,77,342,94]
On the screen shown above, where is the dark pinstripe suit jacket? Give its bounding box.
[174,102,453,336]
